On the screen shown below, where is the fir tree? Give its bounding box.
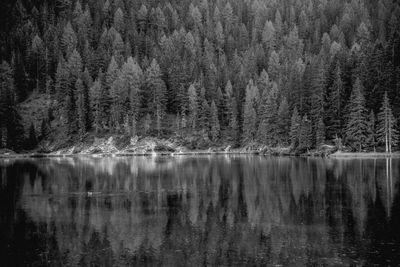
[55,57,69,103]
[268,51,280,82]
[76,78,89,138]
[310,59,326,147]
[290,107,301,148]
[366,110,376,151]
[40,118,49,140]
[242,80,259,143]
[277,97,290,145]
[325,62,344,139]
[30,35,45,92]
[377,92,399,153]
[146,59,167,120]
[143,113,151,135]
[0,61,25,150]
[257,82,278,145]
[187,84,198,129]
[345,78,369,151]
[210,101,220,141]
[262,20,276,52]
[316,118,326,147]
[199,97,210,133]
[298,115,312,151]
[90,79,103,133]
[61,21,77,57]
[67,49,83,85]
[120,57,143,134]
[28,123,38,149]
[229,97,240,145]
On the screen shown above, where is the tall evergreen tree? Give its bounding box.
[345,78,369,151]
[0,61,25,150]
[210,101,220,141]
[277,97,290,145]
[298,115,312,151]
[257,82,278,145]
[377,92,399,153]
[242,80,259,143]
[199,98,210,133]
[145,59,167,123]
[310,59,326,147]
[61,21,77,57]
[187,84,198,130]
[76,78,89,138]
[366,110,376,151]
[325,62,344,139]
[290,107,301,148]
[316,118,326,147]
[55,57,69,103]
[27,123,38,149]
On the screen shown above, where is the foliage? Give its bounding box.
[0,0,399,151]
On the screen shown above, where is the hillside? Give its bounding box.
[0,0,399,153]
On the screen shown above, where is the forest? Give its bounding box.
[0,0,399,153]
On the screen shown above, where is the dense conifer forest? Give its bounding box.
[0,0,399,152]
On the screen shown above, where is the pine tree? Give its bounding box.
[40,118,49,140]
[67,49,83,87]
[28,123,38,149]
[104,57,119,129]
[90,79,103,133]
[146,59,167,122]
[262,20,275,53]
[257,82,278,145]
[143,113,151,135]
[290,107,301,148]
[310,59,326,147]
[30,35,45,92]
[242,80,258,143]
[65,87,77,134]
[76,78,89,138]
[0,61,25,150]
[55,57,69,103]
[257,69,270,97]
[187,84,198,129]
[377,92,399,153]
[61,21,77,57]
[277,97,290,145]
[113,8,125,33]
[298,115,312,151]
[345,78,369,151]
[210,101,220,141]
[268,51,280,82]
[230,97,240,145]
[366,111,376,151]
[120,57,143,135]
[224,80,234,127]
[198,92,210,132]
[325,62,344,139]
[316,118,325,147]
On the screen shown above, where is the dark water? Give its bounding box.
[0,156,399,266]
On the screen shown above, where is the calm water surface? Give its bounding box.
[0,156,399,266]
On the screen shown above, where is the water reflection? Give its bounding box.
[0,156,399,266]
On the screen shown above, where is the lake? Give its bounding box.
[0,156,399,266]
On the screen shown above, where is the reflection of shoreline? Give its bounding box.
[330,152,400,158]
[2,157,399,266]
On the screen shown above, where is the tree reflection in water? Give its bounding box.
[0,156,399,266]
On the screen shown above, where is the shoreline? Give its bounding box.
[0,150,262,159]
[1,150,400,159]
